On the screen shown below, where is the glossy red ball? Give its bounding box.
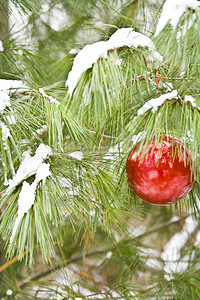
[126,136,194,205]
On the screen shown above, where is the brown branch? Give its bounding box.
[98,129,106,151]
[0,245,38,273]
[121,74,146,91]
[168,97,200,113]
[19,249,108,289]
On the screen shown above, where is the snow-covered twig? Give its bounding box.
[137,90,178,116]
[39,88,60,106]
[5,144,52,242]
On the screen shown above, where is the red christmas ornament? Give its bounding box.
[126,136,194,205]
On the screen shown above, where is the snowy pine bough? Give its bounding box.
[5,144,52,242]
[1,4,200,262]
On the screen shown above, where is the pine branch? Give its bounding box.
[17,213,191,289]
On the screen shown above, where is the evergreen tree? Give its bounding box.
[1,0,200,299]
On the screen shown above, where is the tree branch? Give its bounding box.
[18,214,191,288]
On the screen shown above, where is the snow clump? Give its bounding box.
[65,28,163,95]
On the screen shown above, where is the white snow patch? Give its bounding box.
[35,125,48,136]
[180,71,185,77]
[57,176,72,188]
[0,79,24,92]
[162,81,173,91]
[162,215,197,279]
[0,80,26,118]
[68,151,84,160]
[14,163,50,220]
[185,95,197,107]
[195,231,200,245]
[9,1,29,44]
[108,28,154,49]
[18,49,23,56]
[34,162,51,183]
[57,176,79,196]
[69,48,79,55]
[0,121,11,141]
[7,114,16,125]
[155,0,200,36]
[6,290,13,296]
[137,90,178,115]
[146,258,162,269]
[139,247,162,269]
[65,41,108,95]
[40,3,69,32]
[130,224,146,237]
[39,88,59,106]
[104,144,121,160]
[106,251,113,259]
[65,28,163,95]
[132,132,146,144]
[9,145,52,242]
[5,144,52,192]
[115,57,123,66]
[0,40,4,52]
[0,90,11,114]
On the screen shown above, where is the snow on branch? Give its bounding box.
[39,88,60,106]
[0,121,11,142]
[68,151,84,160]
[0,79,25,115]
[184,95,197,107]
[65,28,163,95]
[154,0,200,36]
[0,79,24,92]
[5,144,52,193]
[4,144,52,242]
[137,90,178,116]
[0,90,11,114]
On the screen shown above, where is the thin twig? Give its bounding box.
[168,97,200,112]
[88,130,117,139]
[19,249,108,288]
[135,214,189,240]
[98,129,106,151]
